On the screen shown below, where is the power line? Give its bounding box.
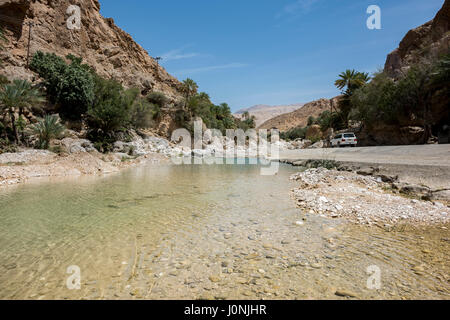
[154,56,162,78]
[25,21,34,69]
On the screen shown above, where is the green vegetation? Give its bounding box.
[281,53,450,143]
[240,111,256,130]
[280,126,307,141]
[30,115,65,149]
[280,110,344,142]
[181,78,199,114]
[0,80,44,144]
[334,69,370,127]
[176,79,253,134]
[350,54,450,139]
[30,51,95,120]
[2,50,252,154]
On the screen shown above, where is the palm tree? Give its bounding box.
[335,70,370,94]
[30,115,65,149]
[0,80,44,143]
[181,78,198,110]
[334,70,370,128]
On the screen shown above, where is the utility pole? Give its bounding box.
[154,56,162,78]
[26,21,34,69]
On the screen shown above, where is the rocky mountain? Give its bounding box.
[258,97,339,131]
[385,0,449,78]
[0,0,183,100]
[234,103,303,127]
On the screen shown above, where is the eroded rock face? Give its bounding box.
[384,0,450,78]
[356,125,428,146]
[0,0,183,100]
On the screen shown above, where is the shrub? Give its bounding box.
[0,138,17,154]
[317,110,346,132]
[307,116,316,126]
[86,76,138,148]
[146,91,169,108]
[0,75,8,86]
[30,51,95,120]
[131,98,158,129]
[281,126,307,141]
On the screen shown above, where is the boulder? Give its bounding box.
[60,138,96,154]
[431,189,450,203]
[398,184,432,200]
[308,140,325,149]
[357,167,378,176]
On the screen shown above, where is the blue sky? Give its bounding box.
[99,0,445,112]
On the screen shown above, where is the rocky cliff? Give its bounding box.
[0,0,183,100]
[385,0,450,78]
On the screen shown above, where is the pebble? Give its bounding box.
[335,290,357,298]
[242,290,253,297]
[209,275,221,283]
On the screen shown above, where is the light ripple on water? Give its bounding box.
[0,163,448,299]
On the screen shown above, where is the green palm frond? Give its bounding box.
[30,115,65,149]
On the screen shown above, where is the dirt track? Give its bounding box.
[278,144,450,167]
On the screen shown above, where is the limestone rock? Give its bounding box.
[0,0,183,101]
[384,0,450,78]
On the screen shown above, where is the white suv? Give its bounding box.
[331,133,358,148]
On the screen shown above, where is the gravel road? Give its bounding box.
[277,144,450,167]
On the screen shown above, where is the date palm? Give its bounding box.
[181,78,199,118]
[335,69,370,94]
[181,78,198,107]
[30,115,65,149]
[0,80,44,143]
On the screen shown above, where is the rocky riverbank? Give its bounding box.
[0,134,180,187]
[290,165,450,226]
[0,132,304,187]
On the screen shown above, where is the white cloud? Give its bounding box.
[160,46,201,62]
[275,0,320,19]
[175,63,248,75]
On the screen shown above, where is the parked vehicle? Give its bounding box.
[331,133,358,147]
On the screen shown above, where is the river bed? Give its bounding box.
[0,161,448,299]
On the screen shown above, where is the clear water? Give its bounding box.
[0,162,448,299]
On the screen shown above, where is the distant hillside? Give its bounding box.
[258,97,340,131]
[234,104,303,127]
